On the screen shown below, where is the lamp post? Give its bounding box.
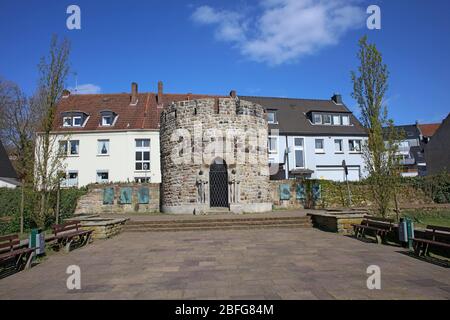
[342,160,352,207]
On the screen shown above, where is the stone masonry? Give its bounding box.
[160,96,272,214]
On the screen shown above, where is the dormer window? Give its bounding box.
[61,112,88,127]
[102,115,113,126]
[267,110,277,124]
[63,117,72,127]
[311,112,352,126]
[73,116,82,127]
[313,114,322,124]
[99,110,117,127]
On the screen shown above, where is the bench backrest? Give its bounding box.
[362,217,394,230]
[427,225,450,234]
[53,221,80,236]
[364,216,395,224]
[0,234,20,252]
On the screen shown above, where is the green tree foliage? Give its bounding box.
[0,187,87,235]
[351,36,402,217]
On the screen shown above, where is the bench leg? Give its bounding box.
[64,239,74,253]
[375,233,382,245]
[24,251,33,270]
[424,243,430,257]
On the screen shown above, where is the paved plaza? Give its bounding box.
[0,228,449,300]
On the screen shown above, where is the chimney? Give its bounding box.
[62,89,71,98]
[230,90,237,99]
[332,93,343,104]
[157,81,164,104]
[131,82,138,105]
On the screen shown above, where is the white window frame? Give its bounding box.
[97,139,110,156]
[72,116,82,127]
[267,111,277,124]
[69,140,80,156]
[268,136,278,154]
[293,138,305,168]
[323,115,332,125]
[334,139,343,153]
[342,115,350,126]
[102,115,113,126]
[96,170,109,184]
[332,115,341,126]
[315,139,325,154]
[135,139,151,172]
[313,114,322,124]
[349,139,362,153]
[58,140,68,156]
[63,117,72,127]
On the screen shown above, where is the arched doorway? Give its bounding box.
[209,158,229,208]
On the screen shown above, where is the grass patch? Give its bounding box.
[401,209,450,228]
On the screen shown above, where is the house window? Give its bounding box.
[96,170,109,183]
[315,139,324,153]
[69,140,79,155]
[59,141,68,155]
[73,116,82,127]
[333,115,341,125]
[63,117,72,127]
[267,111,277,124]
[342,115,350,126]
[294,138,304,168]
[97,139,110,155]
[349,139,362,152]
[64,171,79,187]
[323,115,332,125]
[135,139,150,171]
[102,115,113,126]
[268,136,278,154]
[335,139,343,153]
[313,114,322,124]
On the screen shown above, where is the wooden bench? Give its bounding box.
[413,225,450,257]
[0,234,34,274]
[51,221,93,253]
[352,216,396,244]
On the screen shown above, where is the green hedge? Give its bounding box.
[402,172,450,204]
[0,187,87,235]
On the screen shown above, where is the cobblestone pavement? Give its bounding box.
[0,228,449,300]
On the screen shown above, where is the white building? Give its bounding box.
[52,82,222,187]
[242,95,368,181]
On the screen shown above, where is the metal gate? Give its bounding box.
[209,163,229,208]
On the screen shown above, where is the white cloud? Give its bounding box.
[191,0,365,65]
[68,83,101,94]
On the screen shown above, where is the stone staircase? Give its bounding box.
[123,215,313,233]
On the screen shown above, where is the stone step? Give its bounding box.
[123,216,312,233]
[124,221,312,230]
[123,223,312,233]
[125,216,310,226]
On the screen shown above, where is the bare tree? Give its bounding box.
[0,79,37,182]
[33,35,71,228]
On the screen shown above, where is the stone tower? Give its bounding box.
[160,95,271,214]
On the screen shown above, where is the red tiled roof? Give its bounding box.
[418,123,441,137]
[53,92,225,132]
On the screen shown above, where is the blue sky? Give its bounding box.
[0,0,449,125]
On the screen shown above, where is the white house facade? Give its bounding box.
[56,130,160,187]
[242,95,368,182]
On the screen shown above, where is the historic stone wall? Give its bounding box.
[74,183,160,214]
[160,97,272,214]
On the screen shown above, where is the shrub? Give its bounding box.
[0,187,87,235]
